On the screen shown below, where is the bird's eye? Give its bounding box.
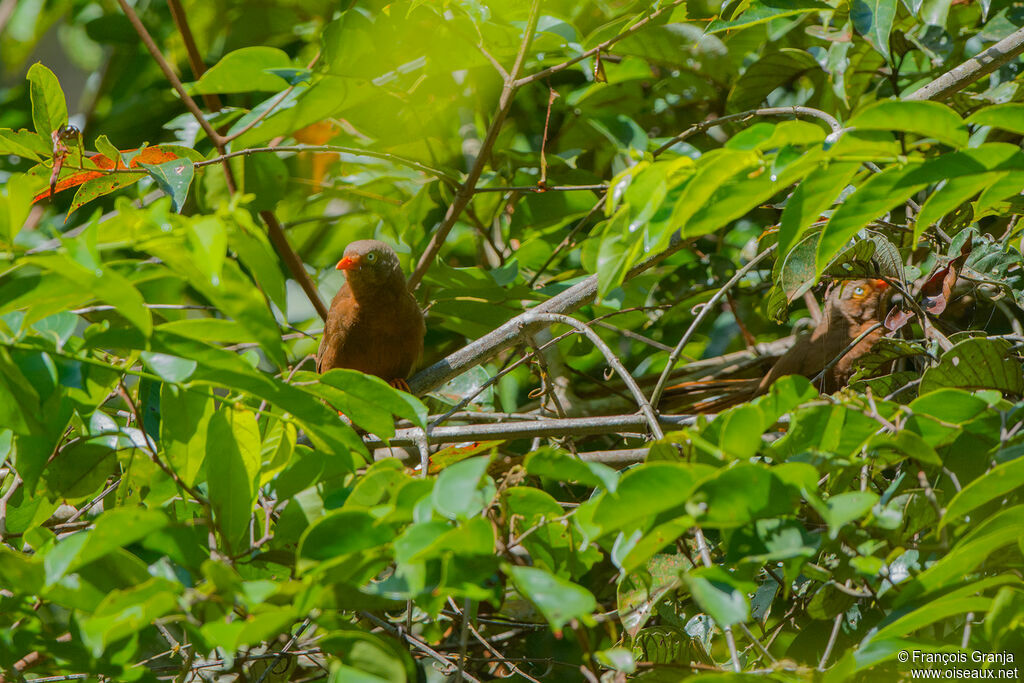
[366,252,377,262]
[853,286,866,297]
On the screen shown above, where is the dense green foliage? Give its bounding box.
[2,0,1024,680]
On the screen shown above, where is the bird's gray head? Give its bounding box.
[335,240,406,292]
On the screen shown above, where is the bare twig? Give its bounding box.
[808,322,885,390]
[818,612,844,671]
[527,313,664,439]
[255,618,312,683]
[654,106,842,156]
[512,0,687,88]
[194,145,458,186]
[649,247,775,407]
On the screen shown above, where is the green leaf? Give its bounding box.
[915,172,1001,239]
[717,404,764,460]
[432,456,493,521]
[872,596,991,641]
[941,455,1024,529]
[227,212,288,312]
[0,173,39,244]
[669,149,760,234]
[27,62,68,136]
[820,491,879,539]
[505,564,597,632]
[595,208,645,299]
[79,580,180,656]
[524,447,618,491]
[51,508,170,579]
[726,49,822,113]
[190,47,291,94]
[0,128,51,161]
[920,337,1024,396]
[966,103,1024,134]
[298,509,394,564]
[779,161,860,257]
[142,239,285,367]
[318,369,427,439]
[24,253,152,336]
[140,351,197,383]
[206,407,261,552]
[591,463,713,537]
[160,383,214,487]
[319,630,417,683]
[868,430,942,467]
[851,0,897,60]
[847,100,968,149]
[707,0,831,32]
[142,157,194,213]
[67,170,147,218]
[688,463,802,528]
[41,439,116,500]
[683,567,750,627]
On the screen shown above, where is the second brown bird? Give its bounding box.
[662,278,892,409]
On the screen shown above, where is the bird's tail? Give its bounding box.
[659,378,761,413]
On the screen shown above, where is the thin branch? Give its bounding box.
[254,618,312,683]
[115,0,224,147]
[818,613,844,671]
[512,0,687,88]
[904,26,1024,102]
[649,247,775,407]
[808,321,885,390]
[407,0,542,290]
[528,313,664,439]
[654,106,841,156]
[194,145,458,186]
[472,184,608,193]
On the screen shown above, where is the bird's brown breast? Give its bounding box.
[317,281,425,382]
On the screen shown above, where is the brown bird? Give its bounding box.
[662,278,892,410]
[317,240,425,391]
[757,278,891,394]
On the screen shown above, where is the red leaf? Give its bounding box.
[33,147,181,204]
[920,236,972,316]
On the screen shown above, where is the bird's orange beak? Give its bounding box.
[873,279,889,290]
[336,255,359,271]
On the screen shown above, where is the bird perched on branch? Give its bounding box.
[317,240,425,391]
[758,278,891,393]
[661,278,893,410]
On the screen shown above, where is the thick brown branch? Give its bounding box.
[366,413,695,450]
[904,26,1024,102]
[259,211,329,321]
[166,0,222,112]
